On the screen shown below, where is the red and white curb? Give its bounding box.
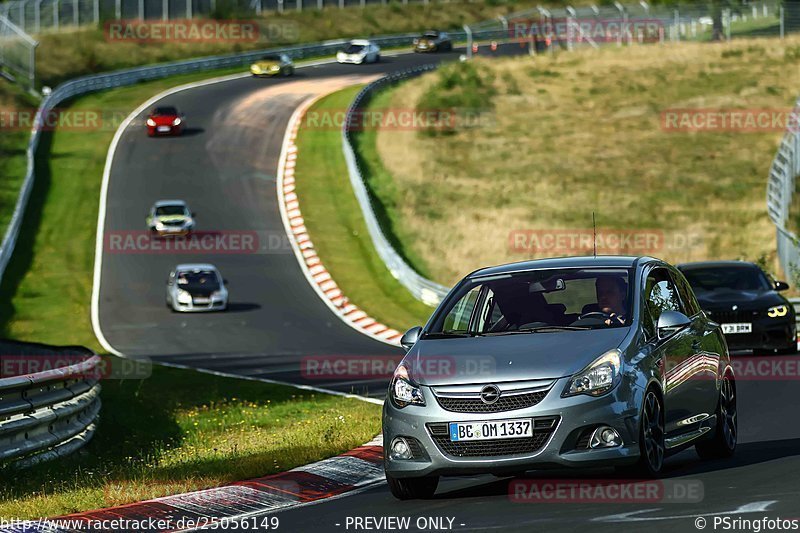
[277,97,403,347]
[10,437,384,532]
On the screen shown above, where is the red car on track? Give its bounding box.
[146,106,184,136]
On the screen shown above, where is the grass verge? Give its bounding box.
[367,37,800,285]
[0,365,380,518]
[293,87,434,331]
[0,70,380,518]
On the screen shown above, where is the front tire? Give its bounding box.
[386,472,438,500]
[619,388,665,478]
[696,374,737,459]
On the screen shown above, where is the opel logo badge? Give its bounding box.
[480,384,501,405]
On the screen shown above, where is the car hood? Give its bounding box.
[253,61,280,69]
[406,328,630,386]
[156,214,189,223]
[694,288,786,310]
[151,115,178,125]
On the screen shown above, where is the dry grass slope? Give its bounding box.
[373,38,800,285]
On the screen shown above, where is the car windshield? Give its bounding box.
[422,32,439,38]
[155,205,186,217]
[344,44,365,53]
[681,265,771,292]
[153,106,178,116]
[177,270,220,290]
[428,268,633,335]
[260,55,281,61]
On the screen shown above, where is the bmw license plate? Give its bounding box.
[157,126,171,132]
[722,323,752,334]
[449,419,532,442]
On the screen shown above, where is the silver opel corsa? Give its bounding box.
[383,256,737,499]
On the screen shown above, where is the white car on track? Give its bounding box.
[147,200,195,237]
[336,40,381,64]
[166,264,228,312]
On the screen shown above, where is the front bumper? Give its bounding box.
[723,318,796,351]
[251,66,281,76]
[383,377,642,478]
[414,45,437,53]
[147,125,181,136]
[172,297,227,312]
[337,55,364,64]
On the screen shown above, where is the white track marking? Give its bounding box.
[592,500,777,523]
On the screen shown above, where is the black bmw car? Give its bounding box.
[678,261,796,354]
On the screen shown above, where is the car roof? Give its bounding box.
[153,199,187,207]
[468,255,649,279]
[175,264,218,272]
[349,39,372,45]
[677,260,758,270]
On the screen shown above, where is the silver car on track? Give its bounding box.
[166,264,228,312]
[383,256,737,499]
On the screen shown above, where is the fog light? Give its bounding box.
[589,426,621,448]
[390,437,412,460]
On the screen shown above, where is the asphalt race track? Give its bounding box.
[95,45,800,531]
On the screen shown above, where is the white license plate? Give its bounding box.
[193,297,210,304]
[157,126,171,132]
[722,323,752,334]
[449,418,532,442]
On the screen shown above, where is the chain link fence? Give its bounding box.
[0,13,36,88]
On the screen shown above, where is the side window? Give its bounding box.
[442,287,481,332]
[640,295,657,340]
[645,268,683,326]
[672,270,701,317]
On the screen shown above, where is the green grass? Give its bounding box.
[0,83,38,240]
[0,364,380,518]
[293,87,434,331]
[0,70,381,519]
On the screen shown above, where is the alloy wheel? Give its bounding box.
[642,390,665,472]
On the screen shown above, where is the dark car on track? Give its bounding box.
[678,261,796,354]
[383,256,737,499]
[413,30,453,53]
[146,106,183,136]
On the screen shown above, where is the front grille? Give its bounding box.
[435,390,548,413]
[707,309,762,323]
[426,416,559,458]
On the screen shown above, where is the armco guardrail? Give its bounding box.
[342,65,451,307]
[0,341,101,467]
[766,97,800,282]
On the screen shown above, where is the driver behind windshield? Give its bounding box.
[595,276,628,326]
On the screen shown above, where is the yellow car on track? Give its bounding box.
[250,53,295,77]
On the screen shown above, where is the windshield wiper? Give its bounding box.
[485,325,591,336]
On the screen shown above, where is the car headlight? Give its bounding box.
[155,221,165,230]
[146,118,156,127]
[390,364,425,408]
[176,289,192,304]
[768,305,789,318]
[563,349,622,397]
[270,65,280,71]
[211,290,224,299]
[172,117,181,126]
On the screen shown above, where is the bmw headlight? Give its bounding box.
[390,364,425,408]
[768,305,789,318]
[563,349,622,397]
[176,289,192,304]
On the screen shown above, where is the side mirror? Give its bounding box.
[775,280,790,291]
[657,310,691,339]
[400,326,422,353]
[223,279,229,285]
